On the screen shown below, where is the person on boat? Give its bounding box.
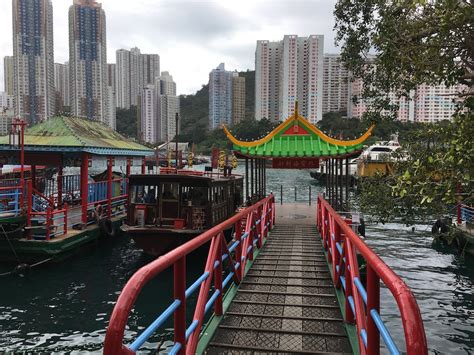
[135,192,145,203]
[145,188,156,203]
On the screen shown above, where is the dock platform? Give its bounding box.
[206,222,351,354]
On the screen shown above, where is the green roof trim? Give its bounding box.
[224,109,374,159]
[0,116,153,156]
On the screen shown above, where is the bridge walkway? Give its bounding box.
[206,222,352,354]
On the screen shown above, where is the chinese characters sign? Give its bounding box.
[272,158,319,169]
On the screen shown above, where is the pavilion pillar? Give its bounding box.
[339,158,347,210]
[325,159,329,199]
[141,157,146,174]
[345,157,349,209]
[126,158,131,177]
[57,164,63,208]
[107,157,113,219]
[250,158,254,201]
[245,158,249,203]
[81,152,89,226]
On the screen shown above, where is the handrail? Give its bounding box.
[317,195,427,355]
[104,194,275,355]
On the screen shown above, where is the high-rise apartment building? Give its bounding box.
[139,71,179,144]
[255,35,324,123]
[12,0,55,125]
[116,48,160,109]
[3,56,14,96]
[322,54,350,114]
[156,72,179,142]
[69,0,107,122]
[106,86,116,130]
[232,73,245,124]
[107,63,116,93]
[54,62,70,113]
[140,84,157,143]
[348,79,465,122]
[209,63,233,130]
[140,54,160,89]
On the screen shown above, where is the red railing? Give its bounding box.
[103,194,275,355]
[317,195,427,355]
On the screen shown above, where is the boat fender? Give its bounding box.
[94,204,104,222]
[432,219,449,234]
[99,218,116,238]
[358,218,366,238]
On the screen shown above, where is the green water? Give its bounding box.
[0,169,473,353]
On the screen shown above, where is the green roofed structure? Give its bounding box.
[223,103,374,208]
[0,116,152,157]
[223,105,374,160]
[0,117,153,254]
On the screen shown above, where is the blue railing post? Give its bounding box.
[367,265,380,354]
[174,256,186,354]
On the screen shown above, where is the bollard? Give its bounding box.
[280,185,283,205]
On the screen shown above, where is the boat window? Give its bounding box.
[131,185,158,204]
[162,183,179,200]
[371,147,393,152]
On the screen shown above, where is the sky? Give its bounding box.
[0,0,339,95]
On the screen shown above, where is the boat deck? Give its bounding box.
[205,205,351,354]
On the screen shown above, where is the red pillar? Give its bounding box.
[367,265,380,354]
[81,152,89,226]
[57,164,63,207]
[126,158,131,177]
[107,157,113,219]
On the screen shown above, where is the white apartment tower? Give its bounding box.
[4,56,15,96]
[139,72,179,144]
[12,0,55,125]
[69,0,107,122]
[116,48,160,109]
[140,85,156,143]
[54,62,70,110]
[156,72,179,142]
[255,35,324,123]
[323,54,350,114]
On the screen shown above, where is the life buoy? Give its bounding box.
[94,204,104,222]
[432,219,449,234]
[99,218,116,238]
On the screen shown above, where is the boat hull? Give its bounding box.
[123,225,232,257]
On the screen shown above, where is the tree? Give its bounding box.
[116,106,138,140]
[335,0,472,110]
[334,0,474,222]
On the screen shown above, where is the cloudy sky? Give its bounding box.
[0,0,339,95]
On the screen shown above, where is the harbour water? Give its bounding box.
[0,169,473,353]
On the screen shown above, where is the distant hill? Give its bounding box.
[179,70,255,143]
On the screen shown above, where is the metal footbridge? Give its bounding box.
[103,195,428,355]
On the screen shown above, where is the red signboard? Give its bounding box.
[272,158,319,169]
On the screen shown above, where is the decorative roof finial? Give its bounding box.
[294,101,299,118]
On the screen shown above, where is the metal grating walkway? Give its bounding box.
[206,224,352,354]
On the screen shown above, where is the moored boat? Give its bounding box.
[122,169,243,256]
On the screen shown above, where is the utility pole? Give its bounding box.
[175,112,179,168]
